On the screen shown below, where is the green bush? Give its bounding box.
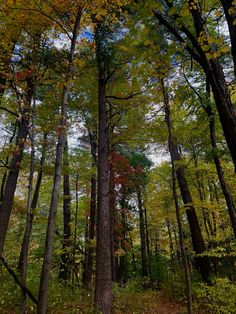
[193,277,236,314]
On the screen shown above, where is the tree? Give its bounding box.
[37,6,83,313]
[153,0,236,172]
[94,23,113,314]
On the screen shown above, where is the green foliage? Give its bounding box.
[193,278,236,314]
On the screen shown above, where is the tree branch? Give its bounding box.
[0,254,38,305]
[153,10,202,65]
[0,107,18,117]
[106,90,145,100]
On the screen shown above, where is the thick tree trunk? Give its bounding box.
[188,0,236,171]
[94,25,112,314]
[137,187,149,277]
[37,11,81,314]
[220,0,236,78]
[0,80,33,252]
[161,79,211,283]
[59,137,72,281]
[154,2,236,172]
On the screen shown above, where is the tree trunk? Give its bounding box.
[162,79,193,314]
[37,11,81,313]
[59,137,72,281]
[94,25,112,314]
[109,165,116,282]
[205,106,236,238]
[18,88,36,314]
[72,174,79,288]
[166,220,176,276]
[18,133,47,277]
[220,0,236,78]
[188,0,236,172]
[0,124,17,202]
[154,2,236,172]
[83,140,96,288]
[137,186,149,277]
[0,79,33,253]
[161,79,211,283]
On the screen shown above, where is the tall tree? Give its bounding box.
[94,24,112,313]
[153,0,236,172]
[0,76,34,252]
[37,6,82,313]
[161,78,211,283]
[59,136,72,281]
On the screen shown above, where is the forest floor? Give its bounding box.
[52,290,184,314]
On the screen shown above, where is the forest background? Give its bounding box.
[0,0,236,313]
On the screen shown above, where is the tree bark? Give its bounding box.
[188,0,236,172]
[161,79,211,283]
[59,137,72,281]
[0,124,17,202]
[37,10,81,313]
[18,133,47,282]
[0,79,33,253]
[94,25,112,314]
[18,87,36,314]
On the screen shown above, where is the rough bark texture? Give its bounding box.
[94,25,112,314]
[162,79,211,283]
[37,10,81,314]
[59,137,72,281]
